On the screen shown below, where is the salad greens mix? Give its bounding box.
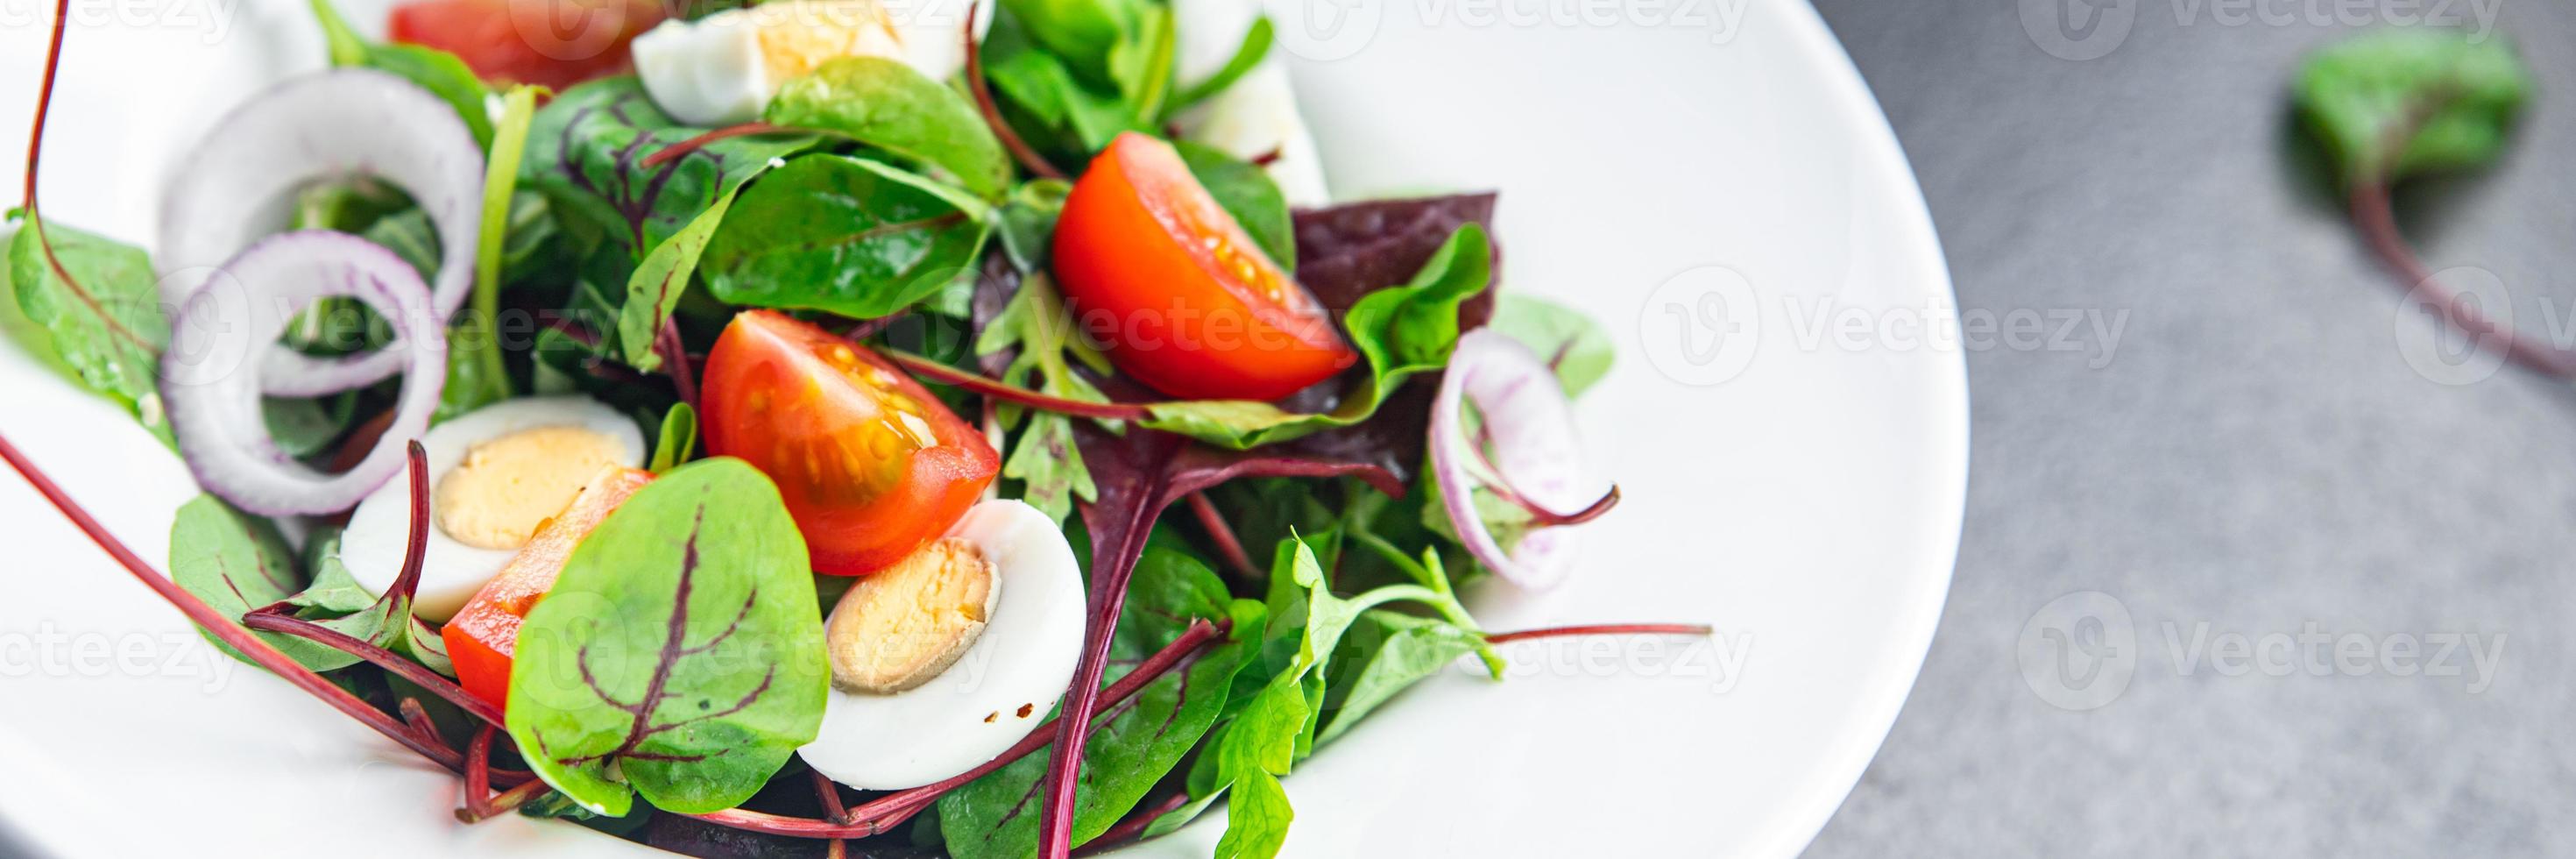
[0,0,1710,855]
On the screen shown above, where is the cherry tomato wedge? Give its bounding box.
[1052,132,1356,401]
[388,0,663,90]
[700,310,1001,575]
[443,465,653,711]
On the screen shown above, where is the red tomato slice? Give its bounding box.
[388,0,663,91]
[1052,132,1356,401]
[442,465,654,711]
[700,310,1001,576]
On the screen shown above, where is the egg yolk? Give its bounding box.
[432,424,629,550]
[824,537,997,694]
[752,0,902,84]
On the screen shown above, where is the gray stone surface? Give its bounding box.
[1802,1,2576,856]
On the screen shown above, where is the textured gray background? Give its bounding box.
[1801,0,2576,856]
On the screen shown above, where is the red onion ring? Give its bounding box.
[161,231,448,516]
[1428,330,1612,589]
[158,68,485,397]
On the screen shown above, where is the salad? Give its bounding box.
[1,0,1707,855]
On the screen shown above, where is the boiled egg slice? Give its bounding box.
[338,396,646,621]
[632,0,994,126]
[801,498,1086,791]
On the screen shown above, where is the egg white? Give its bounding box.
[336,396,646,622]
[801,498,1087,791]
[1171,0,1330,206]
[633,0,995,127]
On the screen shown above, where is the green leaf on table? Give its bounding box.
[2295,29,2530,188]
[1485,294,1613,398]
[7,218,169,437]
[702,154,993,321]
[506,458,827,817]
[649,401,697,473]
[309,0,496,148]
[1138,225,1494,449]
[936,547,1259,858]
[976,273,1110,522]
[765,56,1013,200]
[1175,139,1293,272]
[523,77,818,254]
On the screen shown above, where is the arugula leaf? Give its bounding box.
[7,218,168,435]
[764,56,1013,200]
[937,548,1260,858]
[523,77,818,253]
[701,154,994,320]
[649,401,697,473]
[1486,294,1612,398]
[1315,611,1478,743]
[308,0,496,148]
[1176,140,1293,272]
[443,85,541,419]
[1166,17,1273,117]
[2296,29,2530,188]
[1139,225,1494,448]
[506,458,826,817]
[977,273,1110,522]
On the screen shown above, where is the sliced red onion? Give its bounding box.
[1429,330,1612,589]
[162,231,448,516]
[159,67,484,397]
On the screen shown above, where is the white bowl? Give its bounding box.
[0,0,1964,855]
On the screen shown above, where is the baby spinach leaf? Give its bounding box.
[1107,4,1175,122]
[2296,29,2529,188]
[1139,225,1494,449]
[978,273,1111,522]
[1486,294,1613,398]
[983,16,1138,152]
[169,496,421,672]
[936,548,1260,858]
[7,217,169,437]
[620,181,750,372]
[523,77,818,254]
[1166,17,1272,117]
[506,458,827,817]
[308,0,495,148]
[764,56,1013,200]
[650,401,698,473]
[1004,0,1137,84]
[1176,140,1292,272]
[702,154,994,320]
